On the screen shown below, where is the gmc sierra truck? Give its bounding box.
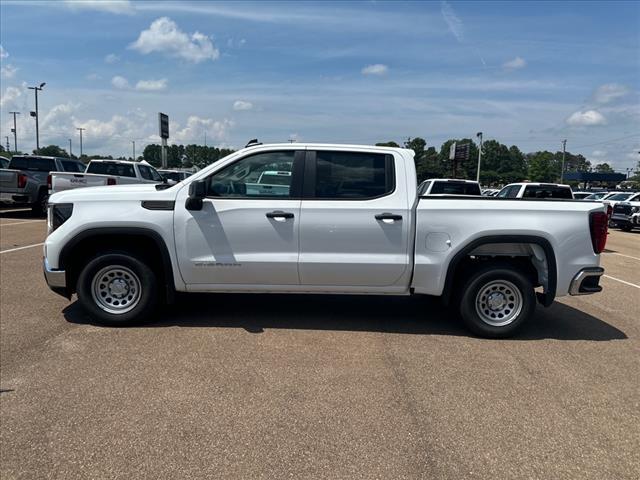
[0,155,85,215]
[43,143,608,338]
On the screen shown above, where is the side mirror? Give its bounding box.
[186,180,206,211]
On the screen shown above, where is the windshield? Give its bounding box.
[607,193,632,201]
[430,182,481,195]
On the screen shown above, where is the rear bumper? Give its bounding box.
[569,267,604,295]
[43,257,70,298]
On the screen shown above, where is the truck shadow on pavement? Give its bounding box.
[63,294,627,341]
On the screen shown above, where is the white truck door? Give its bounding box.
[298,149,411,289]
[174,150,304,286]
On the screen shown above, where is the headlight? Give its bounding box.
[47,203,73,234]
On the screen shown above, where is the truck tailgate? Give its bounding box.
[0,169,19,191]
[50,172,115,194]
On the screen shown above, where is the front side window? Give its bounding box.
[138,165,154,180]
[207,151,296,198]
[313,151,393,199]
[497,185,520,198]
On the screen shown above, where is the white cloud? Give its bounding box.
[361,64,388,76]
[173,116,234,143]
[86,73,101,81]
[566,110,607,126]
[593,84,630,104]
[0,86,23,108]
[64,0,134,15]
[0,45,8,59]
[441,1,463,42]
[503,56,526,70]
[1,64,18,79]
[591,150,607,157]
[104,53,120,64]
[135,78,168,91]
[233,100,253,111]
[129,17,219,63]
[111,75,130,89]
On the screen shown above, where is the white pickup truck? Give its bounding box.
[50,159,164,194]
[43,143,608,337]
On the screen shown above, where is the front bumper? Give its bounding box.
[43,257,70,298]
[569,267,604,296]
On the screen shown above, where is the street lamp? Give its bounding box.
[28,83,45,153]
[9,111,20,153]
[77,127,85,158]
[476,132,483,183]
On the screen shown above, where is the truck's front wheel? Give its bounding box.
[459,264,536,338]
[76,253,158,326]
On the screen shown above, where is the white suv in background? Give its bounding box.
[497,183,574,199]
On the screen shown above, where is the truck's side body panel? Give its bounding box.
[411,198,603,297]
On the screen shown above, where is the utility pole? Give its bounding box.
[560,139,567,183]
[5,136,9,152]
[28,83,45,153]
[68,139,72,158]
[9,111,20,153]
[132,140,136,160]
[77,127,85,158]
[204,131,207,148]
[476,132,483,183]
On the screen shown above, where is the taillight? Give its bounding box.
[18,173,27,188]
[107,178,116,185]
[47,174,52,189]
[589,211,608,254]
[606,204,613,218]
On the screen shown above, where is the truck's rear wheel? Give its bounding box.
[76,253,158,326]
[32,191,48,217]
[459,264,536,338]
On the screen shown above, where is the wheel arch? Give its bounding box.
[59,227,176,302]
[441,235,557,307]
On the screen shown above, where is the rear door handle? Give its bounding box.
[375,213,402,221]
[266,210,294,220]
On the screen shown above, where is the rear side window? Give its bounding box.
[430,182,481,195]
[87,162,136,177]
[61,160,85,173]
[312,151,393,199]
[523,186,573,199]
[9,156,55,172]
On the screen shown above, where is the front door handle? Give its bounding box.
[266,210,294,220]
[375,213,402,221]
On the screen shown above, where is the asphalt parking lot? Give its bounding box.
[1,208,639,480]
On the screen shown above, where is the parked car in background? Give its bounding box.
[44,142,607,338]
[158,169,192,183]
[0,155,86,214]
[611,200,640,231]
[418,179,481,196]
[50,159,164,194]
[481,188,500,196]
[497,183,574,199]
[0,157,9,169]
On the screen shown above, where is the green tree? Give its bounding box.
[375,141,400,148]
[34,145,69,157]
[527,151,559,182]
[594,162,614,173]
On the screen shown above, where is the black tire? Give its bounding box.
[31,190,48,217]
[620,224,633,232]
[76,252,159,326]
[459,263,536,338]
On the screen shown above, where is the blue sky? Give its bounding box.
[1,0,638,170]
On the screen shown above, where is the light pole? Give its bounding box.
[77,127,85,158]
[68,139,72,158]
[4,136,9,152]
[560,139,567,183]
[132,140,135,160]
[476,132,483,183]
[9,111,20,153]
[28,83,45,153]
